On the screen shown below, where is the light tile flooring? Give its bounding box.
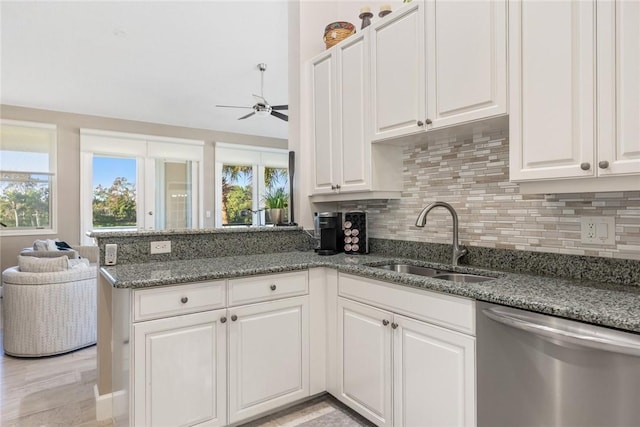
[1,328,371,427]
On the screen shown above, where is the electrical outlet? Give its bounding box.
[105,244,117,265]
[581,217,615,245]
[150,240,171,254]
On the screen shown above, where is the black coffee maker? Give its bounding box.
[314,212,343,255]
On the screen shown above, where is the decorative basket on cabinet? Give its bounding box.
[323,22,356,49]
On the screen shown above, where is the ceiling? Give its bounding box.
[1,1,289,139]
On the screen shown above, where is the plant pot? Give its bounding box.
[266,208,285,225]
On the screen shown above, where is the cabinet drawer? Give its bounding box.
[133,280,226,322]
[338,273,475,335]
[228,271,308,306]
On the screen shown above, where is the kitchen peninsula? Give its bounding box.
[94,227,640,427]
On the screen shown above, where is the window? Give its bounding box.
[215,143,289,227]
[80,129,203,244]
[0,120,56,235]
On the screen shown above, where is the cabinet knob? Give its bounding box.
[598,160,610,169]
[425,118,433,125]
[417,120,424,127]
[336,184,341,190]
[180,297,188,304]
[391,322,398,329]
[580,162,591,171]
[220,316,227,323]
[331,185,336,190]
[231,314,238,322]
[270,284,277,291]
[382,319,389,326]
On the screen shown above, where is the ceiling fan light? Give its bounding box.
[255,109,270,117]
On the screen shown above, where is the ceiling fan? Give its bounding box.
[216,63,288,122]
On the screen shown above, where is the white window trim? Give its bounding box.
[0,120,57,237]
[80,129,204,244]
[214,142,288,227]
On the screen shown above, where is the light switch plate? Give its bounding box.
[580,217,615,245]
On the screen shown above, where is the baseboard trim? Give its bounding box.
[94,385,127,423]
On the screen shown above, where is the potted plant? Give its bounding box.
[263,187,288,225]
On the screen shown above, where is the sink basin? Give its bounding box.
[371,263,493,283]
[432,273,492,283]
[373,263,442,277]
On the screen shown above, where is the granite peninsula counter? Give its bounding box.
[100,251,640,334]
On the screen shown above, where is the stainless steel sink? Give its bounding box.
[432,273,492,283]
[371,263,493,283]
[374,263,442,277]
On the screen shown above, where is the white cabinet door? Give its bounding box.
[597,0,640,177]
[336,32,371,193]
[393,314,476,427]
[337,298,392,427]
[311,51,337,194]
[371,1,426,142]
[133,309,227,427]
[228,296,309,424]
[426,0,507,128]
[509,0,596,181]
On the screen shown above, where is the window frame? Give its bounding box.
[80,129,204,244]
[214,143,289,227]
[0,119,57,236]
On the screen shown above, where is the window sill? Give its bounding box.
[0,228,57,237]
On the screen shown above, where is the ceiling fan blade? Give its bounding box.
[252,94,267,105]
[271,110,288,122]
[216,104,253,109]
[238,112,256,120]
[271,105,288,110]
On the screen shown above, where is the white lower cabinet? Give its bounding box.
[338,298,393,427]
[228,296,310,424]
[133,309,227,427]
[336,274,476,427]
[393,314,475,427]
[129,271,310,427]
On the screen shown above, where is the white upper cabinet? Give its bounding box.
[509,0,596,182]
[510,0,639,192]
[425,0,507,128]
[310,51,336,194]
[597,0,640,177]
[309,32,403,201]
[336,32,371,193]
[370,1,426,141]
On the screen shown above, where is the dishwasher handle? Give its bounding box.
[483,306,640,357]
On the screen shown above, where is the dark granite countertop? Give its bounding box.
[101,251,640,334]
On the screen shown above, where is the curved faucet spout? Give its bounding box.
[415,201,467,266]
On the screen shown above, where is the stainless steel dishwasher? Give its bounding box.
[477,301,640,427]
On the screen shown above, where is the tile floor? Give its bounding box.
[1,328,371,427]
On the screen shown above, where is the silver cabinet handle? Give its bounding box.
[331,185,336,190]
[231,314,238,322]
[148,211,153,216]
[180,297,188,304]
[382,319,389,326]
[580,162,591,171]
[599,160,610,169]
[220,317,227,323]
[483,306,640,357]
[417,120,424,127]
[270,284,276,291]
[391,322,398,329]
[425,118,433,125]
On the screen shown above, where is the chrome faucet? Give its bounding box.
[415,201,468,266]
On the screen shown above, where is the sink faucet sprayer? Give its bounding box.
[415,201,467,266]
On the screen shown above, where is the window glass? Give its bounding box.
[92,156,137,230]
[0,120,56,232]
[221,165,253,226]
[263,167,289,225]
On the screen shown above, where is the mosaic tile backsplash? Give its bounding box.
[339,130,640,261]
